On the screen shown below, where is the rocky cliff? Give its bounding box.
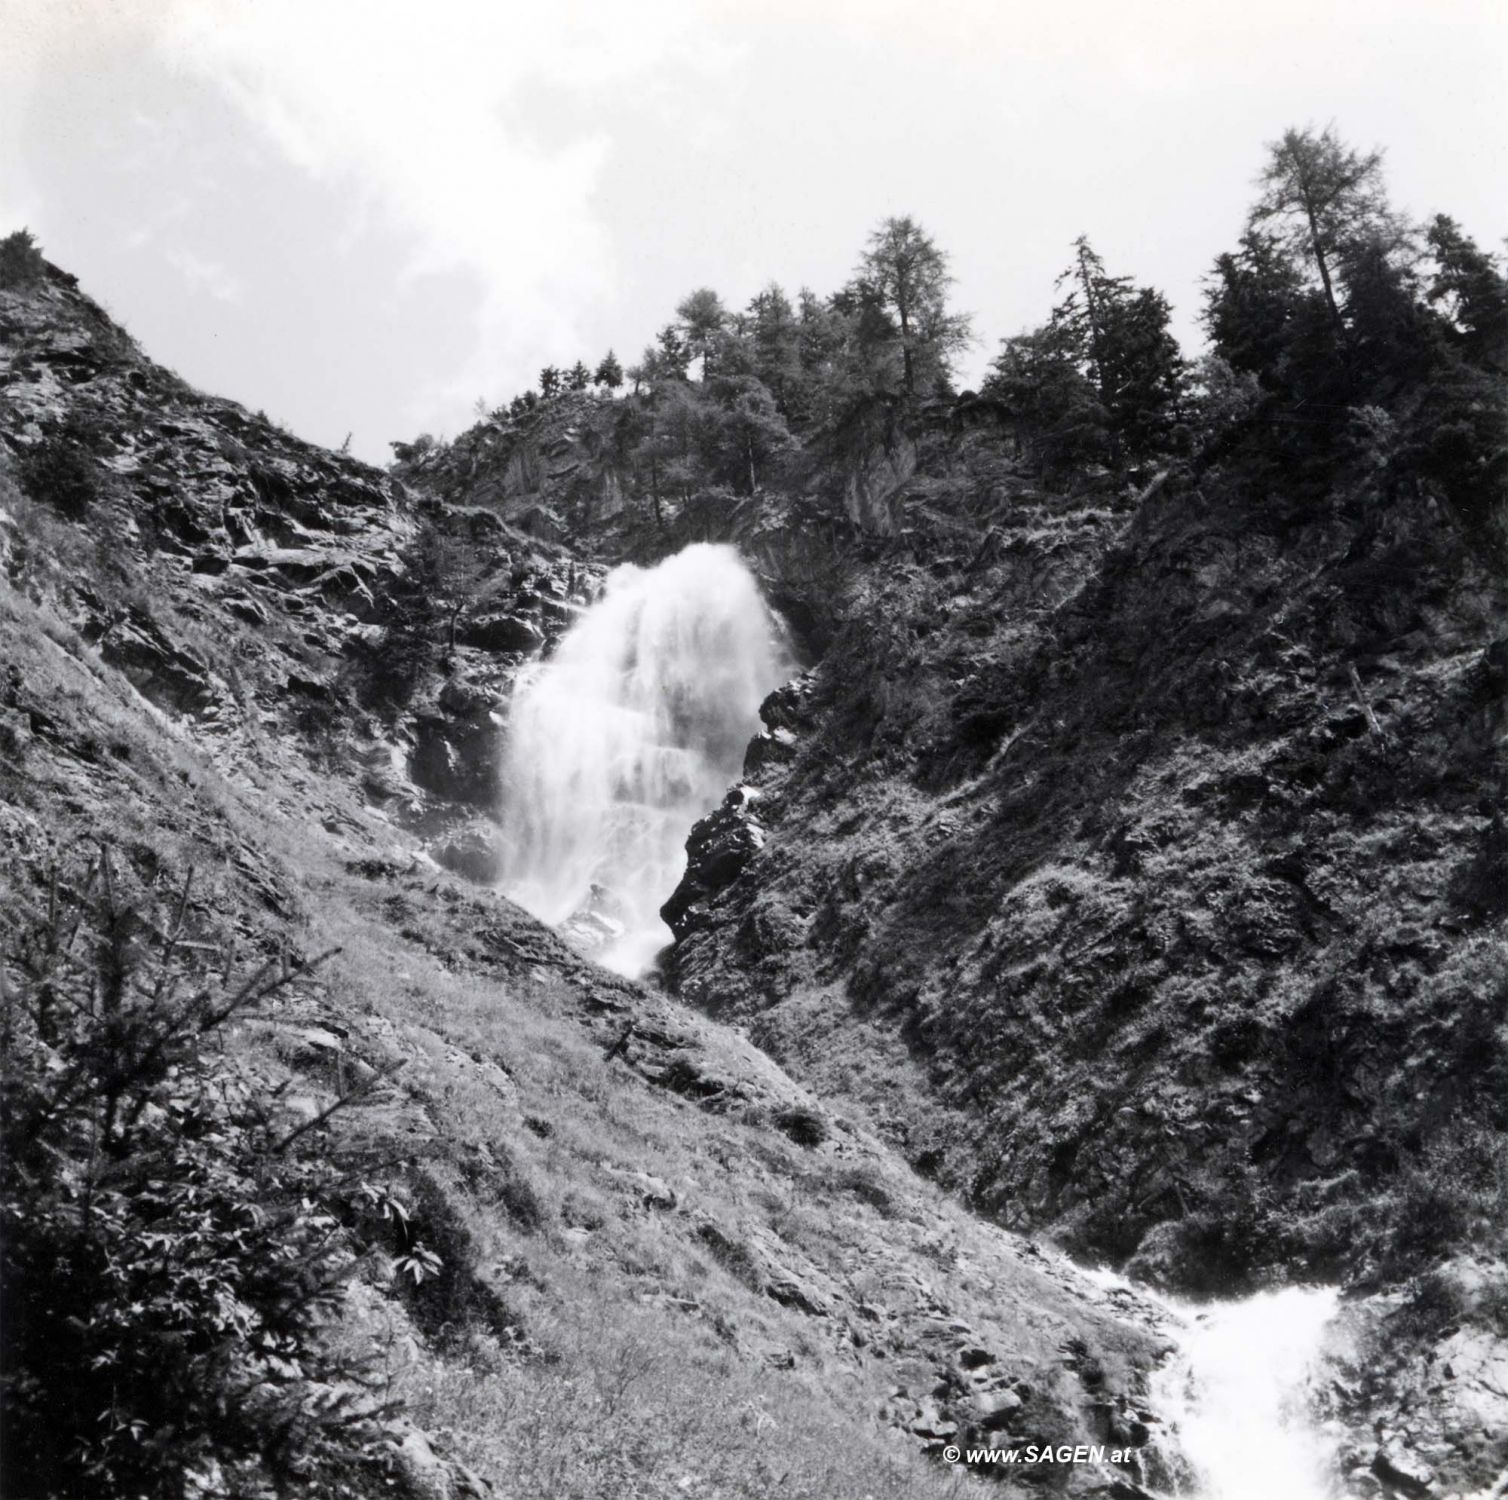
[5,243,1505,1499]
[659,427,1508,1493]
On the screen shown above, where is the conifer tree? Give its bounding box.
[1204,229,1312,383]
[594,349,625,390]
[676,288,729,378]
[655,325,691,381]
[1249,125,1405,331]
[746,283,806,421]
[1425,215,1508,371]
[857,216,971,398]
[1046,237,1184,460]
[704,374,797,494]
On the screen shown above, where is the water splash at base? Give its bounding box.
[1149,1286,1343,1499]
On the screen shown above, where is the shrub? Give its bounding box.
[0,229,45,289]
[0,855,419,1499]
[1374,1120,1508,1281]
[16,414,107,520]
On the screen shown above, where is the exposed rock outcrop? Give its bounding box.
[661,461,1508,1494]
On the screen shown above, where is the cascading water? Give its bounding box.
[1082,1269,1350,1497]
[1148,1285,1347,1499]
[499,542,790,977]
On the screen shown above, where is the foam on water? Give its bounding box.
[1148,1285,1343,1499]
[499,542,789,976]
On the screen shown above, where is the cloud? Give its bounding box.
[1,0,731,431]
[164,245,244,302]
[137,0,728,427]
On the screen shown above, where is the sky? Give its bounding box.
[2,0,1504,465]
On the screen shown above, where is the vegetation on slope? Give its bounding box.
[1,239,1169,1499]
[2,114,1504,1498]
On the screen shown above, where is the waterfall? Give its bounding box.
[1148,1285,1346,1499]
[499,542,789,977]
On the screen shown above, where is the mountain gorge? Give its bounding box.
[2,123,1505,1500]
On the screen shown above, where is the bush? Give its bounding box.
[0,855,419,1499]
[0,229,45,289]
[17,414,107,520]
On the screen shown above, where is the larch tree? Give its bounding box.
[676,288,729,378]
[1248,125,1403,330]
[705,374,797,494]
[858,215,971,398]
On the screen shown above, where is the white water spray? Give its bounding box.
[1149,1286,1345,1499]
[500,543,789,976]
[1081,1269,1350,1497]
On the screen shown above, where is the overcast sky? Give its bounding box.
[3,0,1504,464]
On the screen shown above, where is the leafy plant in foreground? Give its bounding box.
[0,855,421,1499]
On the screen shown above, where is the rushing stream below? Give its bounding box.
[499,540,1355,1496]
[1146,1285,1345,1498]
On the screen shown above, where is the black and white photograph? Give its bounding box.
[1,2,1504,1496]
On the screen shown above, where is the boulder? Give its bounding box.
[975,1387,1023,1430]
[457,611,545,655]
[434,826,503,885]
[660,786,766,942]
[1371,1439,1434,1496]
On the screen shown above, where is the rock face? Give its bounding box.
[392,391,627,538]
[661,470,1508,1490]
[660,784,767,942]
[0,260,608,885]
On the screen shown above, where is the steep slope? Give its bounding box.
[2,264,1181,1496]
[661,447,1508,1491]
[379,243,1507,1496]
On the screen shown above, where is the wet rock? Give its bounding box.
[1372,1439,1435,1496]
[410,715,499,806]
[434,826,503,885]
[743,725,797,776]
[758,673,815,734]
[660,786,765,942]
[456,611,545,655]
[558,884,629,956]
